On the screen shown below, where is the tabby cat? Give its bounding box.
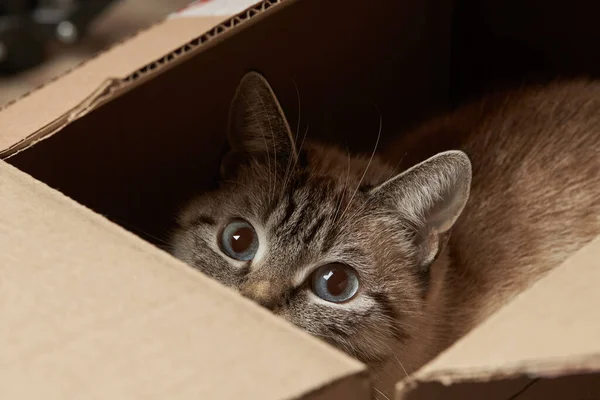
[170,72,600,396]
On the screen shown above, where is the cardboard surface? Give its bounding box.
[0,0,599,398]
[396,236,600,399]
[0,161,368,399]
[169,0,264,18]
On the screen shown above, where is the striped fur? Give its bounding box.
[171,73,600,398]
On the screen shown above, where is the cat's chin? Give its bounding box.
[368,251,454,398]
[370,357,412,400]
[368,340,438,400]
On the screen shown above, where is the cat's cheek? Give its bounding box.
[273,300,318,334]
[270,307,314,337]
[171,239,206,272]
[271,307,291,321]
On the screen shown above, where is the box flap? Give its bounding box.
[169,0,266,18]
[396,235,600,399]
[0,0,284,158]
[0,161,368,399]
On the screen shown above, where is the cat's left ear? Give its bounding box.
[370,151,472,268]
[222,71,298,178]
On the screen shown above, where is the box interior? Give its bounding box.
[6,0,600,244]
[6,0,600,245]
[5,0,453,244]
[451,0,600,99]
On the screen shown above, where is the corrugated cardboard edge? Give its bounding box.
[120,0,291,87]
[0,0,294,159]
[1,78,121,158]
[395,235,600,399]
[397,354,600,396]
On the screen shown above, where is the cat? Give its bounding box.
[170,72,600,397]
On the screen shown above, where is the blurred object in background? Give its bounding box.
[0,0,192,106]
[0,0,119,73]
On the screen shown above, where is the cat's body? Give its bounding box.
[171,74,600,397]
[391,80,600,326]
[375,80,600,392]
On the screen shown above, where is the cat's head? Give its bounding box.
[171,72,472,368]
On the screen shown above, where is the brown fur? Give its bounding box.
[373,80,600,396]
[387,79,600,331]
[171,74,600,399]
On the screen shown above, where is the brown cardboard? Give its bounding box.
[0,0,599,399]
[396,236,600,400]
[0,160,368,399]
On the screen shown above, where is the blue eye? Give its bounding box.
[311,263,359,303]
[220,219,259,261]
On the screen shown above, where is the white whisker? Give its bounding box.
[292,77,302,138]
[339,109,383,221]
[384,152,407,182]
[254,89,277,203]
[374,387,391,400]
[293,123,310,181]
[222,180,254,192]
[332,146,352,223]
[296,123,309,161]
[280,80,304,197]
[241,93,273,203]
[110,217,170,246]
[385,344,409,379]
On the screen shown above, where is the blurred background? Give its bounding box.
[0,0,191,106]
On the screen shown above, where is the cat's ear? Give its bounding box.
[222,72,297,178]
[370,151,472,268]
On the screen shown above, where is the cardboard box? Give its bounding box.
[0,0,598,399]
[397,235,600,399]
[0,160,368,400]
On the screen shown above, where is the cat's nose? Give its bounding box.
[239,280,280,311]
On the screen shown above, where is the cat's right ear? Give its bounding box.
[222,72,298,179]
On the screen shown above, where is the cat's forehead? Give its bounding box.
[237,152,391,255]
[265,175,357,236]
[250,175,375,264]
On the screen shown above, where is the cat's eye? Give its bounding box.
[220,219,259,261]
[311,263,359,303]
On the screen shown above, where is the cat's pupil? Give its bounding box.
[324,265,349,296]
[230,226,254,253]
